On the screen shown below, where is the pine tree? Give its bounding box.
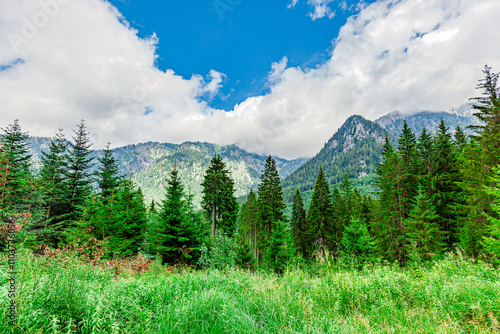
[66,120,95,217]
[265,219,295,273]
[482,167,500,261]
[201,155,239,238]
[373,133,407,263]
[431,119,460,248]
[307,166,334,252]
[457,65,500,255]
[257,156,285,257]
[239,189,260,263]
[156,169,199,264]
[291,188,308,257]
[417,127,434,180]
[397,120,418,216]
[39,129,69,245]
[341,217,373,262]
[0,145,11,219]
[453,125,468,154]
[405,186,444,262]
[0,119,33,212]
[96,142,121,199]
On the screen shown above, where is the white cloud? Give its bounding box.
[307,0,336,20]
[0,0,499,160]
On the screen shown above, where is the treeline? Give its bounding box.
[1,66,499,270]
[238,65,500,268]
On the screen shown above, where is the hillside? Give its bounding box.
[282,115,386,203]
[282,107,481,205]
[27,138,308,208]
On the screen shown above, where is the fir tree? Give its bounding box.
[341,217,373,262]
[66,120,94,217]
[405,186,444,262]
[201,155,239,237]
[265,220,295,273]
[457,66,500,255]
[257,156,285,256]
[239,189,260,264]
[482,167,500,261]
[157,169,199,264]
[39,129,69,245]
[307,166,334,251]
[373,133,407,263]
[0,119,33,212]
[453,125,468,154]
[291,188,308,257]
[431,119,460,248]
[96,142,121,199]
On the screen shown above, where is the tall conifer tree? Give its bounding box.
[307,166,334,251]
[291,188,308,257]
[201,155,239,237]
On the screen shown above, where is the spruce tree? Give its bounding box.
[239,189,260,263]
[431,119,460,248]
[265,219,295,273]
[457,65,500,255]
[405,186,444,262]
[157,169,199,264]
[291,188,308,257]
[201,155,239,238]
[397,120,418,216]
[66,120,94,217]
[341,217,373,262]
[257,156,285,256]
[373,133,407,263]
[96,142,121,199]
[482,167,500,260]
[39,129,69,245]
[453,125,468,154]
[0,119,33,212]
[307,166,334,251]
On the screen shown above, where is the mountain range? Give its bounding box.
[27,105,480,209]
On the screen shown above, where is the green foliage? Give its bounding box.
[482,167,500,261]
[405,186,444,262]
[65,120,95,218]
[307,166,334,250]
[96,142,121,198]
[291,188,308,257]
[341,217,373,262]
[201,155,239,237]
[282,115,385,203]
[154,169,202,264]
[197,232,238,270]
[238,189,260,264]
[3,247,500,333]
[264,220,295,273]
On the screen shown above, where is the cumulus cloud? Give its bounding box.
[0,0,499,160]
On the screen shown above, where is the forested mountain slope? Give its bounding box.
[27,138,308,208]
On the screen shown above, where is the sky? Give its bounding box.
[1,0,500,159]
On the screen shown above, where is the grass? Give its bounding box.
[1,247,499,333]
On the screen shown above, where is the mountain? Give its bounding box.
[282,115,386,203]
[375,105,481,140]
[27,138,308,209]
[282,107,482,207]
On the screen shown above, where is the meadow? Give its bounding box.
[1,247,499,334]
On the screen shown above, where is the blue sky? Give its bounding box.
[1,0,499,158]
[108,0,375,110]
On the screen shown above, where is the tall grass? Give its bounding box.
[1,247,499,333]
